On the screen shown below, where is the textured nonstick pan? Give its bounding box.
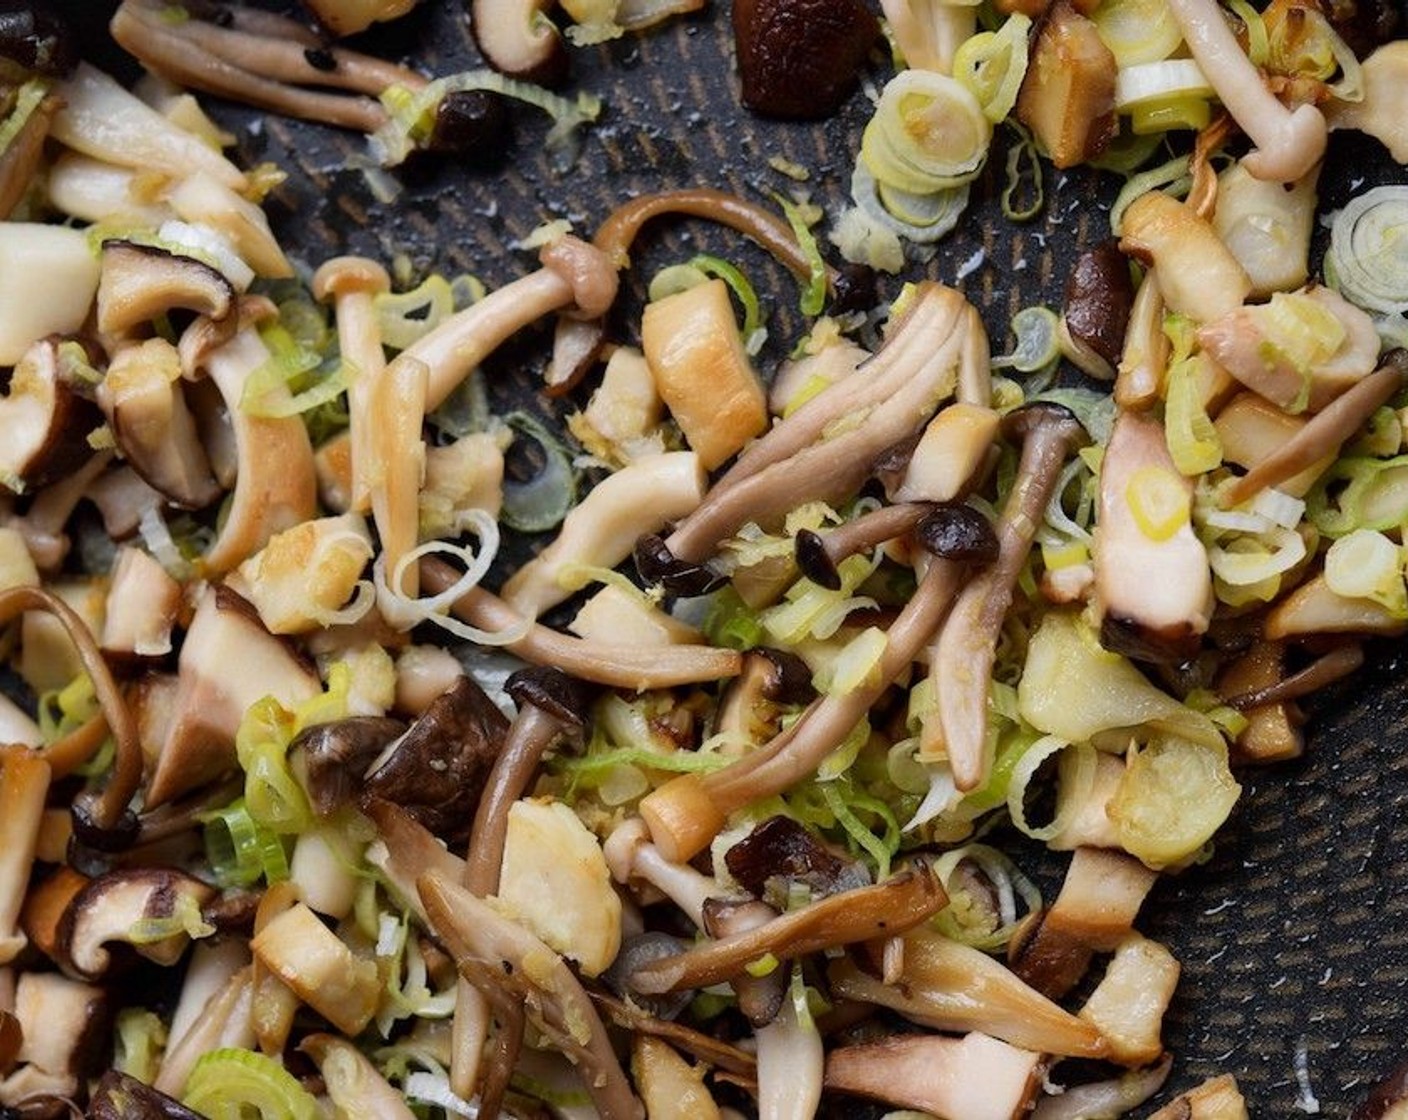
[54,1,1408,1114]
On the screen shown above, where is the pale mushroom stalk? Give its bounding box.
[0,748,50,965]
[312,257,392,514]
[451,668,593,1109]
[369,351,428,600]
[1165,0,1326,181]
[794,501,935,591]
[604,819,726,930]
[756,988,824,1120]
[641,505,998,863]
[650,285,984,570]
[300,1034,417,1120]
[925,404,1089,792]
[153,966,257,1096]
[1223,644,1365,711]
[420,557,742,689]
[0,587,141,837]
[418,871,645,1120]
[1224,352,1407,505]
[1114,271,1168,411]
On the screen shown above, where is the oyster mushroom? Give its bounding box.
[1119,192,1251,323]
[97,338,222,510]
[1094,410,1214,663]
[418,871,644,1120]
[925,403,1089,791]
[1166,0,1326,181]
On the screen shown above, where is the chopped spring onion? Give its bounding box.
[816,778,900,879]
[1107,735,1241,868]
[502,411,579,532]
[183,1047,321,1120]
[991,306,1060,372]
[951,13,1032,123]
[1208,525,1307,588]
[1001,124,1044,222]
[1327,186,1408,315]
[861,70,992,196]
[113,1008,167,1085]
[702,586,765,651]
[1308,455,1408,536]
[241,326,351,421]
[202,797,291,888]
[235,698,314,835]
[775,194,828,317]
[1110,154,1191,235]
[127,891,215,945]
[1092,0,1184,66]
[1006,735,1097,841]
[376,273,458,351]
[1324,529,1408,614]
[375,71,602,172]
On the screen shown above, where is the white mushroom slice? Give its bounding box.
[570,345,667,466]
[1197,286,1382,413]
[61,869,216,979]
[1325,41,1408,163]
[147,585,321,805]
[1265,573,1408,639]
[250,903,382,1036]
[0,528,38,594]
[0,225,100,366]
[1094,411,1213,663]
[501,452,708,618]
[1119,192,1251,323]
[1078,934,1180,1066]
[825,1031,1042,1120]
[153,964,256,1097]
[10,971,107,1085]
[0,694,41,749]
[232,513,374,635]
[87,467,164,540]
[893,402,999,502]
[1213,161,1318,298]
[18,578,105,695]
[421,432,507,535]
[498,800,622,977]
[52,63,246,190]
[194,325,318,574]
[1148,1074,1250,1119]
[570,585,704,648]
[44,152,175,228]
[168,171,291,280]
[100,546,182,659]
[631,1036,721,1120]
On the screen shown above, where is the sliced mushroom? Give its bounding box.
[1265,572,1408,639]
[825,1031,1042,1120]
[152,963,256,1097]
[1213,160,1318,297]
[56,868,214,980]
[231,512,374,635]
[1217,640,1307,764]
[0,748,50,966]
[829,930,1108,1057]
[631,1036,721,1120]
[19,867,88,968]
[363,675,508,844]
[891,403,1000,504]
[0,224,100,366]
[471,0,569,86]
[1148,1073,1250,1119]
[1119,191,1252,323]
[250,902,380,1036]
[1326,41,1408,163]
[1114,270,1169,411]
[1015,1,1117,168]
[96,240,235,337]
[1078,933,1179,1066]
[300,1034,417,1120]
[714,650,815,753]
[1031,1057,1174,1119]
[147,584,320,806]
[1094,410,1213,663]
[1060,240,1133,379]
[3,971,108,1104]
[0,336,104,496]
[569,585,705,648]
[289,716,407,817]
[190,323,318,573]
[100,546,181,661]
[1213,392,1334,498]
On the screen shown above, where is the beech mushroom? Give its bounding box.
[794,502,935,590]
[147,585,320,806]
[640,504,997,862]
[502,452,707,618]
[714,650,816,752]
[97,338,222,510]
[471,0,569,86]
[1094,410,1214,663]
[825,1031,1043,1120]
[924,403,1089,790]
[1166,0,1327,181]
[828,929,1109,1057]
[417,871,644,1120]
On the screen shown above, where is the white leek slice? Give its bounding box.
[1093,0,1184,67]
[1114,60,1214,111]
[861,70,992,196]
[1327,185,1408,315]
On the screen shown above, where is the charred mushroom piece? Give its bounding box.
[290,716,407,817]
[723,815,869,905]
[732,0,879,119]
[1148,1072,1250,1119]
[0,336,104,496]
[303,0,418,36]
[57,869,215,980]
[100,546,182,662]
[1060,240,1134,379]
[890,403,1000,505]
[1094,410,1214,663]
[1119,192,1251,324]
[1015,1,1117,168]
[925,404,1089,790]
[250,902,380,1036]
[825,1031,1042,1120]
[96,241,237,336]
[88,1069,205,1120]
[418,871,644,1120]
[363,677,508,844]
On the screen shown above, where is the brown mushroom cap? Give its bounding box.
[57,869,215,980]
[470,0,569,86]
[290,716,408,817]
[0,336,103,495]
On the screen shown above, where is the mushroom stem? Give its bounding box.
[659,283,984,566]
[313,257,392,514]
[1224,353,1407,505]
[1165,0,1326,181]
[0,747,50,965]
[0,587,141,834]
[794,502,934,591]
[756,987,823,1120]
[1114,271,1169,411]
[418,871,644,1120]
[925,404,1089,791]
[1223,643,1364,711]
[605,819,722,929]
[420,557,742,689]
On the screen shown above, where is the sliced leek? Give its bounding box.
[1092,0,1184,66]
[861,70,992,196]
[952,13,1032,124]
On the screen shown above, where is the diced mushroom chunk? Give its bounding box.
[0,336,104,495]
[1016,1,1116,168]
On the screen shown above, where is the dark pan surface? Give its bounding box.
[61,1,1408,1113]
